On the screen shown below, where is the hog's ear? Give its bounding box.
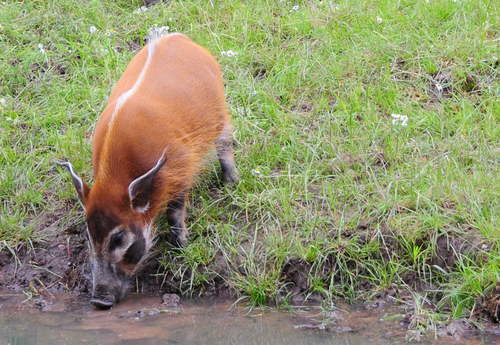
[128,147,168,212]
[56,161,91,207]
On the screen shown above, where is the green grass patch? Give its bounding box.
[1,0,500,334]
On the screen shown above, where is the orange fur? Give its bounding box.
[87,33,230,226]
[60,33,236,308]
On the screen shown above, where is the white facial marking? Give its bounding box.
[130,222,155,275]
[107,226,134,260]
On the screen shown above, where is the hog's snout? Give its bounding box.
[90,259,130,309]
[90,280,129,309]
[90,281,128,309]
[90,296,115,309]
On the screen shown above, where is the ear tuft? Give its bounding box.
[55,160,90,206]
[128,147,168,212]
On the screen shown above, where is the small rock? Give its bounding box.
[162,293,180,307]
[324,310,344,320]
[148,309,161,316]
[331,326,353,332]
[291,294,305,304]
[35,296,52,309]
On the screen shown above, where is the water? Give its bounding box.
[0,293,496,344]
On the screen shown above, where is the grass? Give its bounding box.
[1,0,500,335]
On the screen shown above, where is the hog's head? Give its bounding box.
[56,149,167,309]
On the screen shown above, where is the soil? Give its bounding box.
[1,217,499,340]
[0,230,174,297]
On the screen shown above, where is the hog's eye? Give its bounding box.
[109,230,125,251]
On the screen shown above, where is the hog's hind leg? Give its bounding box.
[215,126,238,183]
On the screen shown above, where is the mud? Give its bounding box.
[1,292,498,344]
[0,215,498,335]
[0,233,91,294]
[0,231,175,298]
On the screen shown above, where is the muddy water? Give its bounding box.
[0,293,496,345]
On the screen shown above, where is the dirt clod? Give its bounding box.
[282,259,311,299]
[162,293,180,307]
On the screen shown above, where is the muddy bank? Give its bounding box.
[0,231,188,297]
[0,223,499,341]
[1,292,498,344]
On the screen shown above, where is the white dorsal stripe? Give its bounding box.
[107,38,161,126]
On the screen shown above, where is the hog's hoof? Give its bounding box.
[170,230,189,248]
[223,169,239,184]
[90,298,114,309]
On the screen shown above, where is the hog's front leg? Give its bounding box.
[167,194,189,247]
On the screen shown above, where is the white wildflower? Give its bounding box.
[0,24,3,31]
[147,25,169,38]
[251,168,262,175]
[106,29,115,36]
[133,6,148,14]
[435,83,443,93]
[38,44,46,55]
[158,26,169,34]
[226,50,237,57]
[377,16,383,24]
[391,113,409,127]
[221,51,227,56]
[89,26,97,34]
